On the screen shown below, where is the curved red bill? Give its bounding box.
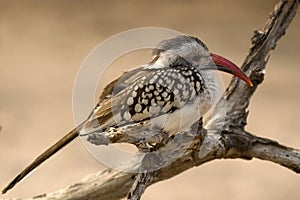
[211,53,253,86]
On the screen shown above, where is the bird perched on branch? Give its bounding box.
[2,35,252,194]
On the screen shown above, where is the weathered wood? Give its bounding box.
[3,129,299,200]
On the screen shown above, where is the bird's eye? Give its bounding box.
[192,55,200,62]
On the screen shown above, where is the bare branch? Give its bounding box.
[5,128,298,200]
[207,0,299,131]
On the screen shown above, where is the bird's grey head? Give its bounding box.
[151,35,212,68]
[148,35,253,103]
[147,35,253,87]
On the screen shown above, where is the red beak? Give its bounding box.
[211,53,253,86]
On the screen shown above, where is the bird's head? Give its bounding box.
[152,35,253,86]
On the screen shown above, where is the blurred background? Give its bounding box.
[0,0,299,199]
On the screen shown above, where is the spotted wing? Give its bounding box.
[81,64,204,134]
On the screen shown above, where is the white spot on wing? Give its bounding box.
[127,97,134,105]
[142,99,149,105]
[134,104,142,113]
[132,91,137,97]
[123,111,131,121]
[162,92,168,97]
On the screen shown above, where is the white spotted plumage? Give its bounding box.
[80,35,219,138]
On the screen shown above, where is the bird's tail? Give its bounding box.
[1,122,85,194]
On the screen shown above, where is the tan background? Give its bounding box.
[1,0,300,199]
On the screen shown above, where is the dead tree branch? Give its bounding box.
[8,129,300,200]
[1,0,299,199]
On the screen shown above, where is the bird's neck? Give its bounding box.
[199,69,220,106]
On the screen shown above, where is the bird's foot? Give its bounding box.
[137,128,169,152]
[86,132,110,145]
